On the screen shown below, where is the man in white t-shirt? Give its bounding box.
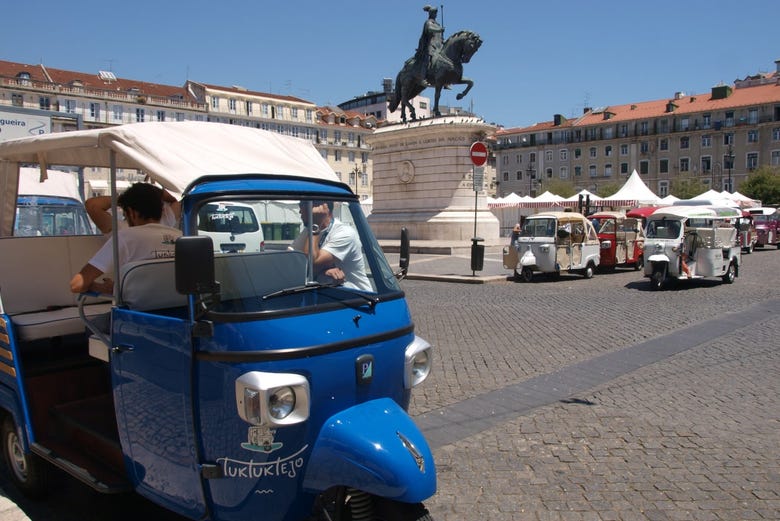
[291,201,372,291]
[85,187,180,234]
[70,183,181,294]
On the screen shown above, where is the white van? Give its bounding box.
[197,201,264,253]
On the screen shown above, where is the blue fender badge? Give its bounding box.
[241,425,283,453]
[355,354,374,385]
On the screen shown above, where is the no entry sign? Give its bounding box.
[469,141,488,167]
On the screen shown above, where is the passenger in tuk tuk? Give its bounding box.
[85,186,180,234]
[291,200,372,291]
[70,183,181,294]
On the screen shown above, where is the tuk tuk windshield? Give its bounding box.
[646,219,681,239]
[191,197,401,314]
[520,218,556,238]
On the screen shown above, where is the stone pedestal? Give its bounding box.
[366,117,500,244]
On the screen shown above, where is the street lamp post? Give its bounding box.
[726,145,735,193]
[527,164,535,196]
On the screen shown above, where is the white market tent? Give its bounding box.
[659,194,680,204]
[565,189,602,203]
[600,170,660,207]
[0,121,341,236]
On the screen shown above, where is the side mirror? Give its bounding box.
[175,235,217,294]
[398,227,410,279]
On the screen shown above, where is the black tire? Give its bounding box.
[634,254,644,271]
[2,416,50,499]
[374,498,433,521]
[512,269,521,282]
[520,267,533,283]
[583,263,595,279]
[650,268,665,291]
[722,262,737,284]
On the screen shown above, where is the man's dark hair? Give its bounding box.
[118,183,164,220]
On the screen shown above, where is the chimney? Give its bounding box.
[711,84,732,100]
[382,78,393,94]
[776,59,780,74]
[582,107,592,115]
[553,114,567,126]
[674,91,685,100]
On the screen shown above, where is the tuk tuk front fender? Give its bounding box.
[302,398,435,503]
[647,253,670,264]
[519,250,537,267]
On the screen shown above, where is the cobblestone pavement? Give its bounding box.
[1,247,778,520]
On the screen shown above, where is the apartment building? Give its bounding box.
[0,59,376,200]
[495,61,780,198]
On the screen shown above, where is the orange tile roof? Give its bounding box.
[499,80,780,134]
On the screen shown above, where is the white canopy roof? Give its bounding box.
[601,170,660,205]
[0,121,339,195]
[18,167,81,200]
[565,189,602,202]
[659,194,680,204]
[532,190,565,202]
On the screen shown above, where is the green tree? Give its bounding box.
[671,175,708,199]
[544,179,576,198]
[740,166,780,206]
[595,181,623,198]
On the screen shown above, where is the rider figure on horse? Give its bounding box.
[415,5,444,82]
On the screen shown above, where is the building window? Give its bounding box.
[211,96,220,109]
[639,160,649,175]
[156,110,165,122]
[701,156,712,173]
[659,139,668,151]
[245,101,253,114]
[515,171,522,181]
[361,152,368,163]
[605,145,612,157]
[321,149,328,160]
[659,159,669,173]
[574,148,581,159]
[135,108,145,122]
[559,149,568,161]
[65,99,77,114]
[545,150,553,162]
[702,114,711,129]
[724,133,734,146]
[619,124,628,137]
[589,165,597,177]
[620,162,629,174]
[112,105,122,121]
[604,164,612,177]
[291,107,299,119]
[361,172,368,186]
[771,150,780,166]
[680,136,689,149]
[11,93,23,106]
[503,172,509,181]
[228,99,237,112]
[560,166,568,179]
[589,147,597,158]
[262,104,270,117]
[680,117,690,131]
[603,126,614,139]
[306,109,313,122]
[90,102,100,120]
[640,142,649,154]
[275,105,284,119]
[176,112,185,122]
[620,144,628,156]
[773,128,780,140]
[680,157,690,172]
[747,130,759,143]
[574,166,582,177]
[702,134,712,148]
[39,97,50,110]
[348,151,355,162]
[748,108,758,124]
[334,150,342,161]
[725,111,734,127]
[640,121,649,135]
[747,152,758,171]
[658,181,669,197]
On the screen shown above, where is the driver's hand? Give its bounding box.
[323,267,345,284]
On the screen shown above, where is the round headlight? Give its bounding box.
[269,386,296,419]
[412,349,431,382]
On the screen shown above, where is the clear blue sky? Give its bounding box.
[3,0,778,128]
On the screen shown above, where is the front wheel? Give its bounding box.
[520,266,533,283]
[722,262,737,284]
[583,263,595,279]
[2,416,50,499]
[650,267,665,291]
[633,254,644,271]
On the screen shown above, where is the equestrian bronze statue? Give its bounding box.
[389,5,482,122]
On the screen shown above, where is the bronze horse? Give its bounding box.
[389,30,482,122]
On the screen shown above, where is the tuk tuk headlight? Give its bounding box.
[405,335,433,389]
[236,372,310,426]
[600,240,611,249]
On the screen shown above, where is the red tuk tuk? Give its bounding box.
[589,211,645,270]
[748,207,780,249]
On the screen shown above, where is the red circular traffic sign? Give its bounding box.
[469,141,488,167]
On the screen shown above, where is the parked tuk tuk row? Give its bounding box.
[504,203,779,291]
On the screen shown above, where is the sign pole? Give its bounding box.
[469,142,488,275]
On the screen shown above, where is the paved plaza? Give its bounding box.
[1,246,778,520]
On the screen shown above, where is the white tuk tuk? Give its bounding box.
[503,211,600,282]
[643,205,742,290]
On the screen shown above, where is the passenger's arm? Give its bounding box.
[84,196,114,234]
[70,264,112,294]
